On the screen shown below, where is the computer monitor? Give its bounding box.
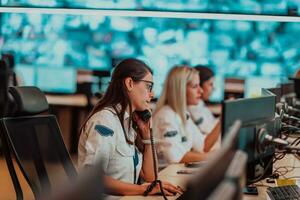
[207,150,247,200]
[44,160,105,200]
[222,94,277,184]
[36,67,77,94]
[262,87,281,104]
[179,120,242,200]
[206,181,237,200]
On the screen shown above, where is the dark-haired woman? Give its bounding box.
[187,65,219,135]
[78,58,181,197]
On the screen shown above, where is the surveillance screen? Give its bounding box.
[1,8,300,97]
[1,0,300,16]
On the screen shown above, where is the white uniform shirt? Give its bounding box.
[78,107,142,184]
[153,105,206,164]
[188,100,218,135]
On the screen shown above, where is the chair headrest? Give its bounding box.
[9,86,49,116]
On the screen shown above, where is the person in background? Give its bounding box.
[153,66,221,164]
[187,65,220,135]
[78,58,182,197]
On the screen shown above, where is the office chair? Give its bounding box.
[0,57,24,200]
[0,86,77,199]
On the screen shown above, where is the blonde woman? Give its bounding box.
[153,66,221,164]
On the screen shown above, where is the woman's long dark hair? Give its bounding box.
[80,58,153,144]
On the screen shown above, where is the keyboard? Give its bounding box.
[266,185,300,200]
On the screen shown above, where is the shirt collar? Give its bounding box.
[198,99,205,107]
[114,104,135,140]
[114,104,130,121]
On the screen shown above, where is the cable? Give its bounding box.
[274,152,287,161]
[143,124,168,200]
[272,153,300,180]
[273,166,292,178]
[247,151,291,184]
[247,156,275,184]
[291,137,300,146]
[131,111,168,199]
[295,153,300,161]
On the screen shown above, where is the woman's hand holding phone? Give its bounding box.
[133,111,151,140]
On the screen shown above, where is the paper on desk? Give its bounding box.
[276,179,300,187]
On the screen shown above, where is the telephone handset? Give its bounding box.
[132,110,151,133]
[135,110,152,122]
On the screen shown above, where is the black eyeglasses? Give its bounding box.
[133,79,154,92]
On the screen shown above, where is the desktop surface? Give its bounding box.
[119,154,300,200]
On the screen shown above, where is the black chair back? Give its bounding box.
[0,86,77,199]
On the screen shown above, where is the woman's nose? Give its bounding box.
[198,85,203,95]
[149,91,154,99]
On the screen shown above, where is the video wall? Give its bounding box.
[1,10,300,100]
[1,0,300,16]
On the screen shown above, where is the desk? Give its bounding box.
[121,154,300,200]
[120,164,193,200]
[244,154,300,200]
[45,94,100,153]
[46,94,88,107]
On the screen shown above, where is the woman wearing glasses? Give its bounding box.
[78,58,181,197]
[153,66,221,164]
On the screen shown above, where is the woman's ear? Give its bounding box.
[124,77,134,91]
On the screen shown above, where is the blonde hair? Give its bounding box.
[154,66,199,124]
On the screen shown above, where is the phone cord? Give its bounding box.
[143,129,168,200]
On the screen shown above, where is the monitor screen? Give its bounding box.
[208,150,247,200]
[1,1,300,16]
[36,67,77,94]
[222,94,276,184]
[262,87,281,104]
[207,181,237,200]
[15,65,35,86]
[1,13,299,99]
[179,120,242,200]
